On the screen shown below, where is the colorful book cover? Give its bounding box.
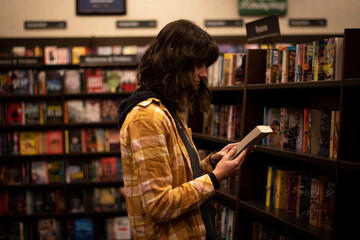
[265,166,274,207]
[318,109,331,157]
[86,128,105,152]
[38,218,58,240]
[287,173,298,213]
[72,46,88,65]
[107,129,120,152]
[68,129,83,153]
[44,46,58,65]
[99,187,116,211]
[287,46,296,82]
[66,100,84,123]
[106,69,122,93]
[101,157,117,181]
[275,169,295,210]
[45,101,63,124]
[84,100,101,123]
[309,177,321,226]
[296,175,311,218]
[264,107,280,146]
[64,69,81,93]
[302,43,313,82]
[25,102,40,124]
[10,70,29,95]
[19,131,38,155]
[0,71,10,94]
[45,130,63,154]
[113,216,131,240]
[85,69,103,93]
[101,99,119,122]
[46,70,62,93]
[302,108,312,153]
[279,107,289,149]
[31,161,49,184]
[288,108,303,151]
[56,47,71,65]
[7,102,24,125]
[66,163,88,183]
[48,160,64,183]
[322,182,335,230]
[7,162,24,185]
[75,218,93,240]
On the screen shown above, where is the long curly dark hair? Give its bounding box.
[137,19,219,113]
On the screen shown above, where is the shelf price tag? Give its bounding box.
[24,21,67,29]
[116,20,156,28]
[204,20,243,28]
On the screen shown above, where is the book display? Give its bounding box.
[0,37,140,239]
[189,29,360,240]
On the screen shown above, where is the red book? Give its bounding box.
[101,157,117,181]
[45,130,63,154]
[7,102,24,124]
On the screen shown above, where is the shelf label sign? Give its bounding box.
[24,21,67,29]
[204,20,243,27]
[289,19,327,27]
[116,21,156,28]
[246,15,280,41]
[80,55,137,66]
[238,0,287,16]
[0,57,44,67]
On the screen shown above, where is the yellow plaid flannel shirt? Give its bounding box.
[119,98,215,240]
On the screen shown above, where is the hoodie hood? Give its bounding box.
[117,89,162,129]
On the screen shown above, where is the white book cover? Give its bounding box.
[230,125,272,160]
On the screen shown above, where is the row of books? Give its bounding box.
[68,187,126,214]
[5,44,146,64]
[265,37,344,84]
[64,99,119,123]
[0,130,63,156]
[0,156,122,185]
[203,104,242,140]
[263,107,339,159]
[66,157,122,183]
[207,52,246,87]
[69,217,131,240]
[214,202,235,240]
[265,166,334,230]
[0,68,137,95]
[3,101,63,125]
[0,186,126,216]
[0,128,120,156]
[0,189,65,215]
[0,216,130,240]
[2,98,119,125]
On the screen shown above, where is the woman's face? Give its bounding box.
[193,63,207,89]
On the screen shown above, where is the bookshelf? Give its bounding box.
[190,29,360,240]
[0,38,146,239]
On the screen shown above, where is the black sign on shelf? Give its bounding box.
[204,20,243,27]
[24,21,67,29]
[289,19,327,27]
[0,57,44,67]
[79,55,138,67]
[245,15,280,42]
[116,20,156,28]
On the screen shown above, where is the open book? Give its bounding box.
[230,125,273,160]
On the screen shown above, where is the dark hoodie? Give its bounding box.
[117,88,162,129]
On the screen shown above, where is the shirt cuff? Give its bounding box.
[208,172,219,189]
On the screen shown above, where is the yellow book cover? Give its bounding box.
[265,166,273,207]
[20,131,38,155]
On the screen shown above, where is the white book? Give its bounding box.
[230,125,272,160]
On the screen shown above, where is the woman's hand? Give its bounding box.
[209,143,238,167]
[212,147,248,183]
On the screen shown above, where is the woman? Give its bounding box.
[118,19,248,240]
